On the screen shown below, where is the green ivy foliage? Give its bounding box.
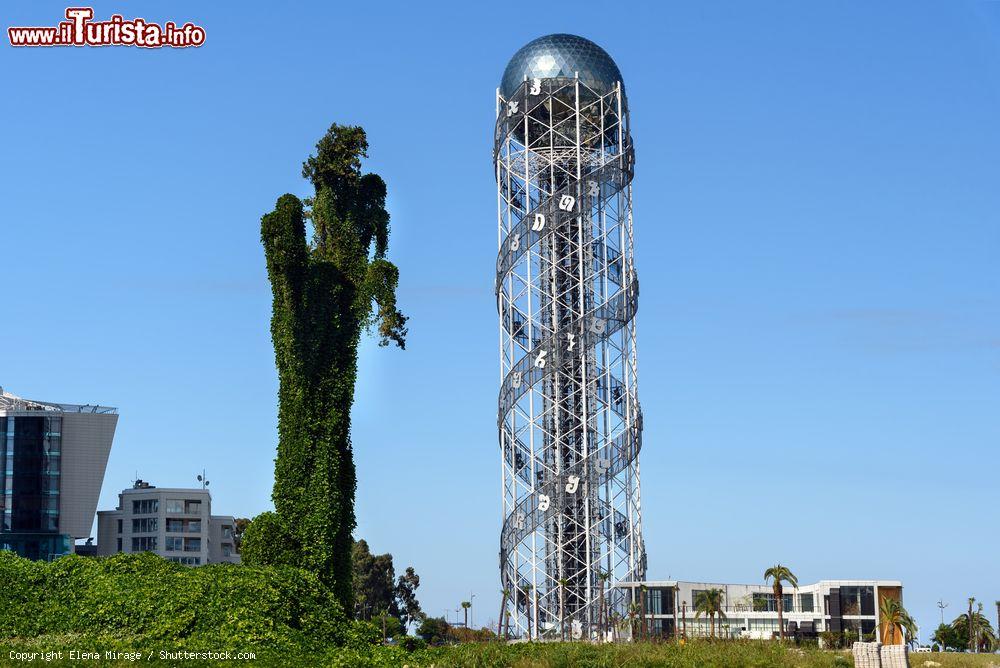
[257,124,407,613]
[0,552,351,650]
[239,511,299,568]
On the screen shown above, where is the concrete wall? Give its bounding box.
[208,516,240,564]
[59,412,118,539]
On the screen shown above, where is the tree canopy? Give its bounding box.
[352,538,422,629]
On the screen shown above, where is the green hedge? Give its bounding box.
[0,552,375,650]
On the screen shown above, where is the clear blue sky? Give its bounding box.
[2,0,998,640]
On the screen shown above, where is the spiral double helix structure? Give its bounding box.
[495,34,646,641]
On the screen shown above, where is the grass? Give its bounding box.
[411,642,1000,668]
[1,638,998,667]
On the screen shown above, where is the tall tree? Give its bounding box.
[352,539,397,619]
[954,601,997,653]
[352,539,422,627]
[394,566,422,630]
[763,564,798,641]
[498,588,511,639]
[461,601,471,629]
[694,588,726,640]
[639,585,648,641]
[259,124,407,611]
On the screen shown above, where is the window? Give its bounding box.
[132,517,158,533]
[116,538,122,552]
[169,556,201,566]
[116,519,122,534]
[131,536,157,552]
[840,587,874,616]
[184,537,201,552]
[184,500,201,514]
[752,593,794,612]
[646,588,663,615]
[799,593,814,613]
[691,589,721,610]
[222,544,232,557]
[747,618,781,634]
[222,525,233,539]
[166,536,183,551]
[166,518,200,533]
[165,499,183,514]
[131,499,159,514]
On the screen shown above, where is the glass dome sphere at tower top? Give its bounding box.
[500,34,623,98]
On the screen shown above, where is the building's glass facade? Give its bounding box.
[0,415,70,560]
[839,586,875,616]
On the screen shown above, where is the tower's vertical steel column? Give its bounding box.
[495,34,645,641]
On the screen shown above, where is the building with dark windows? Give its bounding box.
[0,387,118,561]
[96,480,239,565]
[616,579,903,643]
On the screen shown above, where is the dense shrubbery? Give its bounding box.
[0,551,374,650]
[239,510,300,569]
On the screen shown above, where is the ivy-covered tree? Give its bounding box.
[256,124,407,611]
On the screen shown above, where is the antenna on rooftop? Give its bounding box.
[197,469,210,490]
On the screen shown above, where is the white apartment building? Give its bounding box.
[96,480,239,566]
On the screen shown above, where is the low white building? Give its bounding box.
[96,480,239,566]
[616,579,903,642]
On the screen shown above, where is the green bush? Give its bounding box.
[0,551,350,649]
[239,510,300,568]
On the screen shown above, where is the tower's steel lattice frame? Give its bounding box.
[496,73,645,640]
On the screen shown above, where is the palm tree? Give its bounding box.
[673,585,681,641]
[597,571,610,641]
[879,596,916,645]
[558,578,569,641]
[763,564,798,641]
[969,597,975,652]
[609,611,621,643]
[498,588,511,639]
[627,601,641,640]
[639,585,648,641]
[901,609,918,649]
[953,601,998,653]
[461,600,471,630]
[996,601,1000,649]
[693,588,726,640]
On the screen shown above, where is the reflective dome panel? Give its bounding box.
[500,34,623,98]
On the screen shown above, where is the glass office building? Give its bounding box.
[0,413,67,559]
[0,388,118,560]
